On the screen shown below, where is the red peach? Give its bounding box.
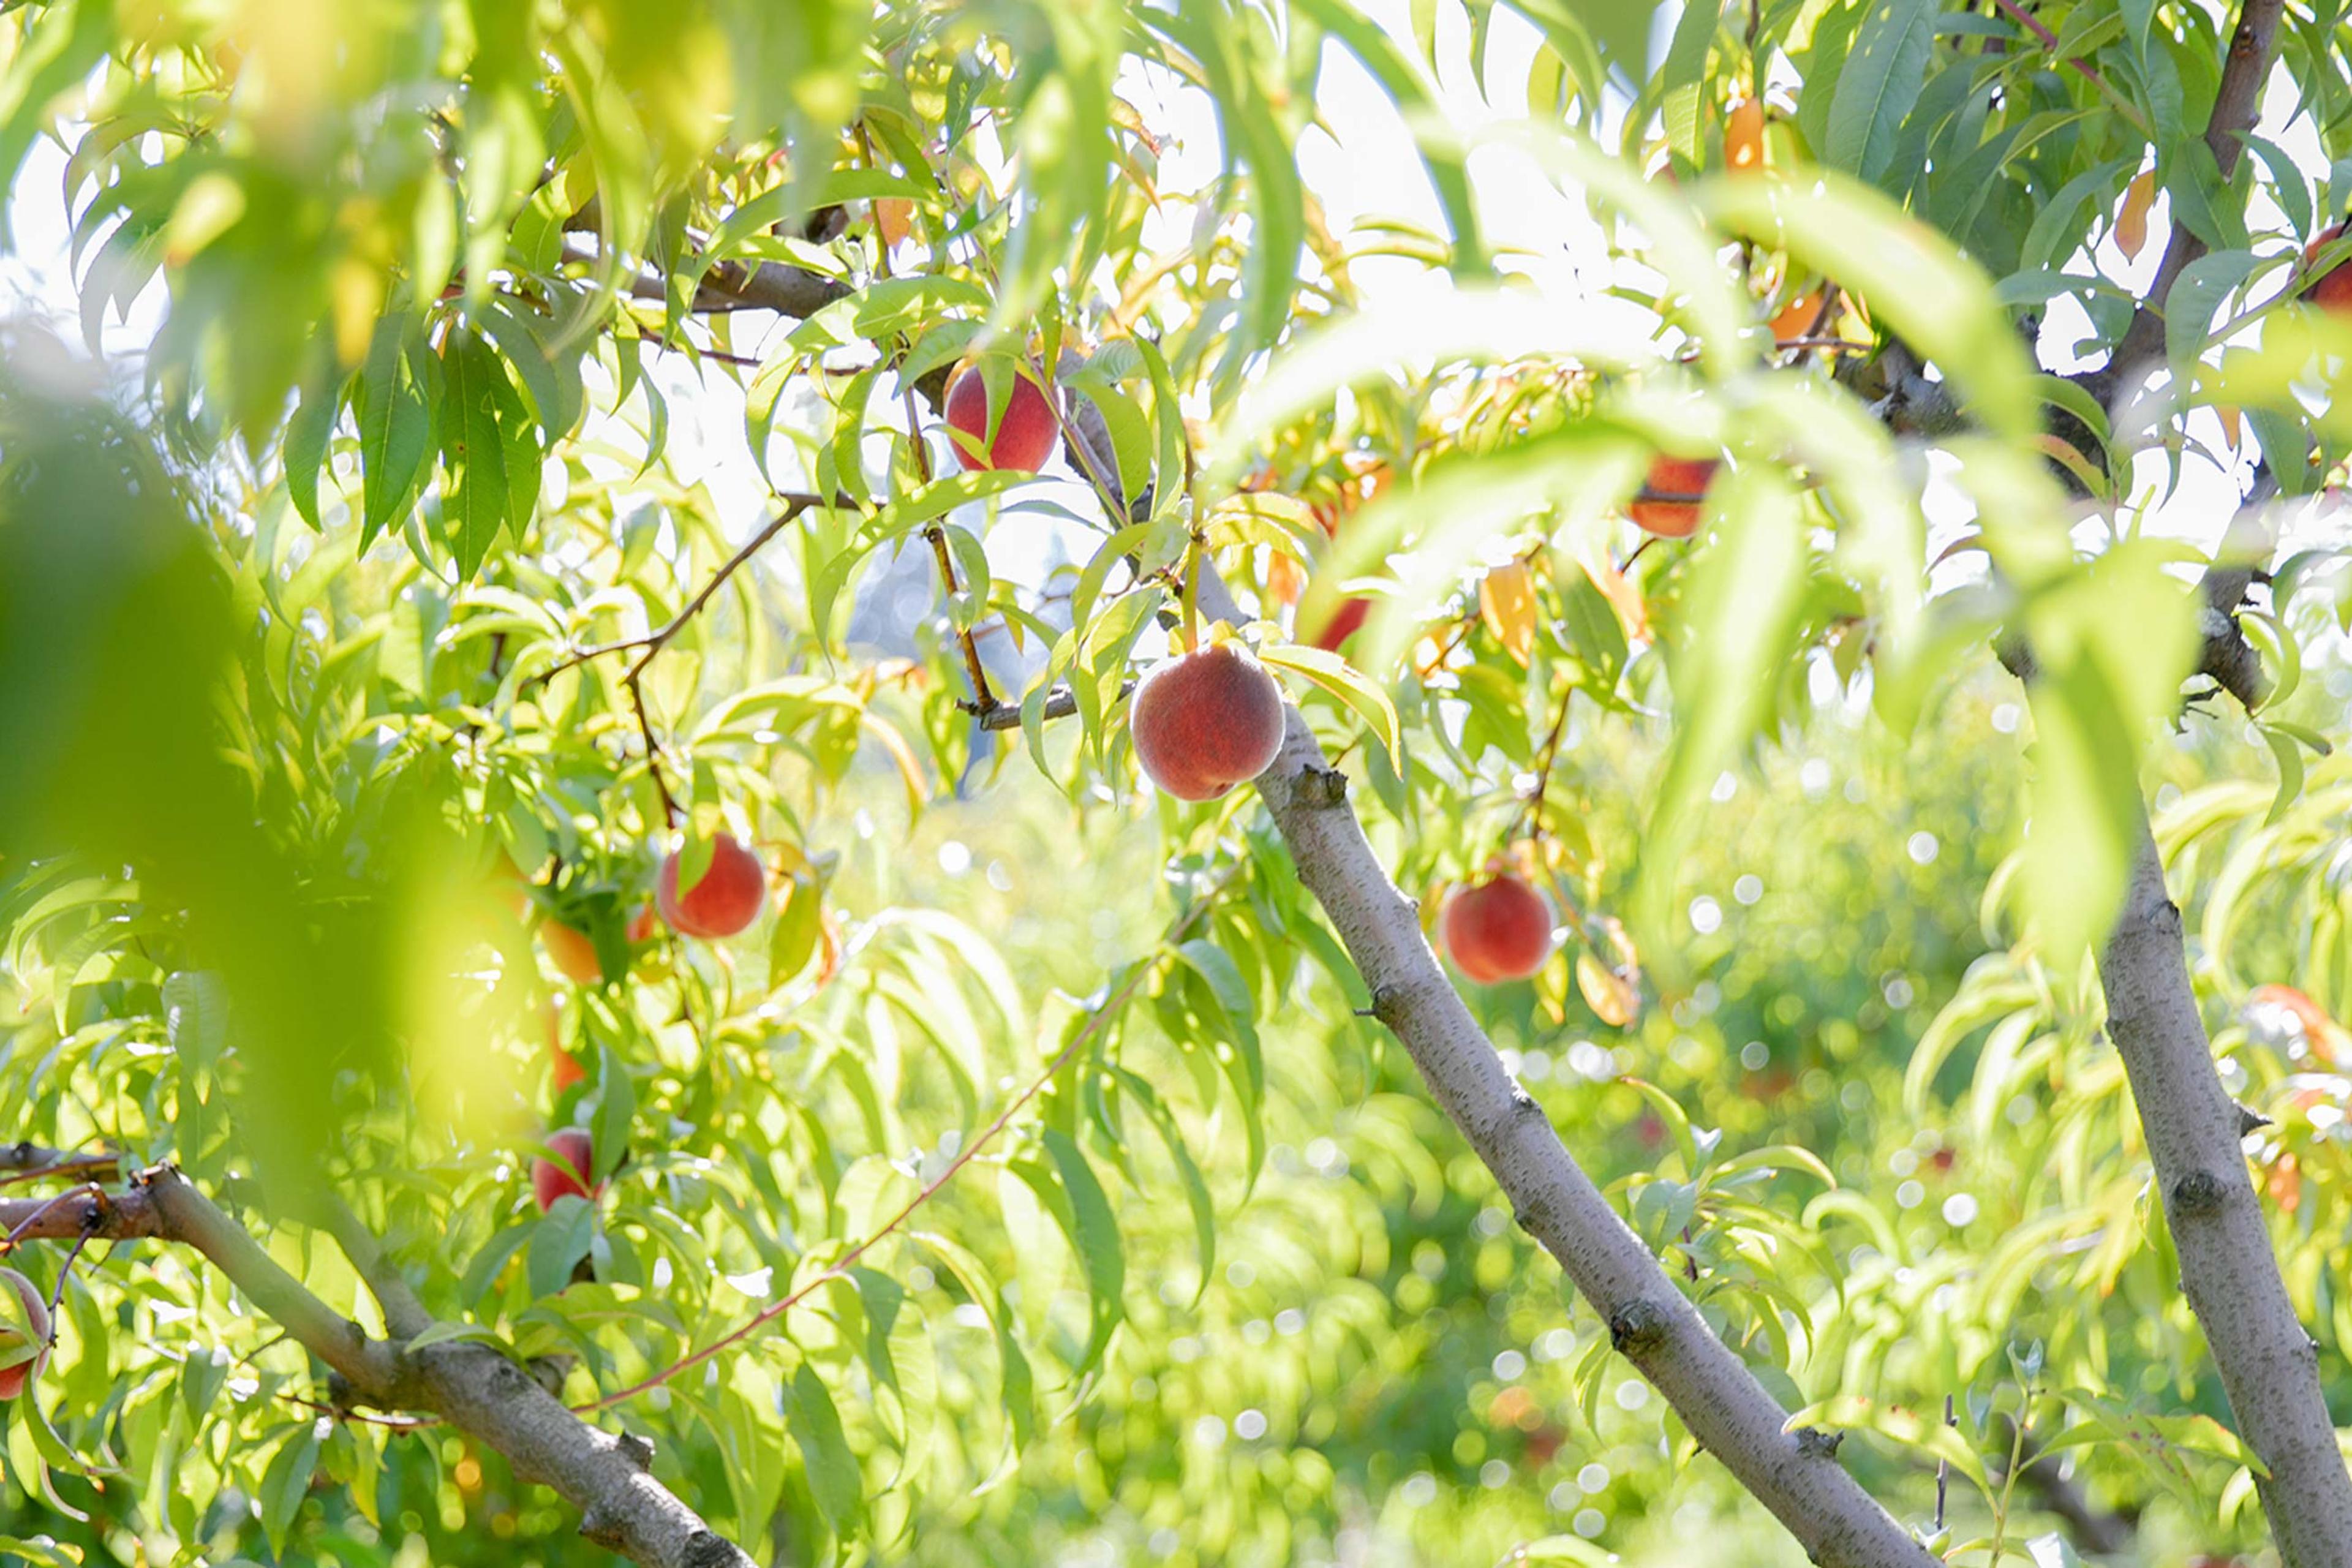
[532,1128,601,1212]
[545,1003,586,1091]
[1129,643,1288,801]
[2305,223,2352,314]
[1629,455,1719,539]
[541,922,603,986]
[0,1268,51,1401]
[1310,596,1370,653]
[944,364,1060,473]
[657,835,768,939]
[1439,874,1555,984]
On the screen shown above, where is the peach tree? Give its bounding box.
[2,0,2352,1565]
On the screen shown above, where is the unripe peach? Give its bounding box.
[1130,643,1287,801]
[1629,455,1719,539]
[0,1268,51,1401]
[532,1128,601,1212]
[1439,874,1555,984]
[944,364,1060,474]
[657,835,767,939]
[2305,223,2352,314]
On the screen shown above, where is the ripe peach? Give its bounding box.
[2305,223,2352,314]
[1310,596,1370,652]
[627,904,656,944]
[532,1128,601,1212]
[1725,98,1765,175]
[2245,982,2340,1066]
[545,1003,586,1091]
[657,835,767,939]
[1629,455,1719,539]
[0,1268,51,1400]
[1439,874,1555,984]
[541,922,603,986]
[1130,643,1288,801]
[944,364,1059,473]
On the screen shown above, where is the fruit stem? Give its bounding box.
[624,668,684,829]
[900,382,998,714]
[926,522,998,712]
[1180,532,1204,654]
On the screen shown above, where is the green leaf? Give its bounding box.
[258,1419,325,1558]
[785,1362,864,1529]
[1035,1129,1126,1375]
[594,1036,634,1182]
[1657,0,1722,166]
[355,320,433,548]
[1109,1067,1218,1305]
[284,373,341,531]
[527,1196,597,1298]
[1825,0,1937,184]
[1256,641,1400,757]
[438,326,514,579]
[1631,466,1809,948]
[1702,170,2037,441]
[2164,247,2259,385]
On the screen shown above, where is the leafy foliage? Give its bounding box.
[2,0,2352,1564]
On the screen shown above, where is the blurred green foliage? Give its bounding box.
[1,0,2351,1564]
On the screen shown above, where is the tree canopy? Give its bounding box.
[3,0,2352,1565]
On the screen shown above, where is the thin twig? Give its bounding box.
[1986,0,2152,135]
[1518,682,1575,842]
[624,669,682,829]
[907,388,1000,713]
[537,494,838,685]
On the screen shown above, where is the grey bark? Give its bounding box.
[2086,812,2352,1566]
[1189,575,1936,1564]
[2,1169,753,1568]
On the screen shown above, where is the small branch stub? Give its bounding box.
[1608,1299,1670,1355]
[1794,1427,1845,1460]
[2171,1169,2229,1217]
[1292,764,1349,808]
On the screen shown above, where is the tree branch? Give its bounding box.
[559,233,850,321]
[6,1169,758,1568]
[2078,805,2352,1566]
[0,1142,119,1186]
[1188,573,1938,1566]
[537,494,844,686]
[1,1170,413,1401]
[2111,0,2287,370]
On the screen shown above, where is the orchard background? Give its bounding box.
[4,0,2352,1564]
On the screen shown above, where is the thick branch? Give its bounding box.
[2111,0,2287,369]
[2,1169,412,1401]
[9,1170,753,1568]
[2077,808,2352,1566]
[560,233,849,320]
[0,1142,119,1183]
[1196,588,1934,1565]
[962,680,1134,731]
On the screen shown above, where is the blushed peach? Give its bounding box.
[1130,643,1287,801]
[1439,874,1555,984]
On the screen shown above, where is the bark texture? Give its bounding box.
[2091,818,2352,1566]
[1,1169,753,1568]
[1248,729,1934,1564]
